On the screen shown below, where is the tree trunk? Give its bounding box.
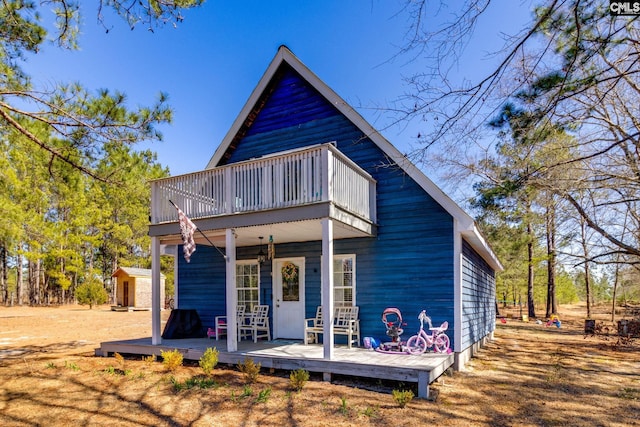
[584,262,591,317]
[611,261,620,322]
[526,218,536,319]
[111,257,118,305]
[580,218,592,318]
[29,259,42,305]
[29,260,35,305]
[545,201,558,318]
[16,253,23,306]
[41,261,48,305]
[0,244,6,305]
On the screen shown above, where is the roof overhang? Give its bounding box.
[460,223,503,272]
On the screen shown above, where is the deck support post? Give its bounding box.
[225,228,238,352]
[321,217,334,360]
[151,236,162,345]
[418,371,430,399]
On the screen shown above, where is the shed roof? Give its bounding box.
[112,267,165,278]
[206,46,502,271]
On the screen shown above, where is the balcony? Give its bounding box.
[150,144,376,236]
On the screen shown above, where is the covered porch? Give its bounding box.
[147,143,377,358]
[96,337,453,398]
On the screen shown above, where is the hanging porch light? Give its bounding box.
[257,236,266,264]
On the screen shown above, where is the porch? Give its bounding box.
[96,337,453,398]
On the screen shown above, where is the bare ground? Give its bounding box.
[0,303,639,426]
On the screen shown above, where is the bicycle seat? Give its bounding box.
[429,321,448,331]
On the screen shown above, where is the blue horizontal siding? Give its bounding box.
[460,239,496,349]
[176,245,227,328]
[244,66,336,136]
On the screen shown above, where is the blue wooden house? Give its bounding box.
[147,46,502,368]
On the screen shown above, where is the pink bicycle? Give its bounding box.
[405,310,450,354]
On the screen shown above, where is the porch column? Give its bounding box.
[225,228,238,352]
[151,236,162,345]
[321,218,335,360]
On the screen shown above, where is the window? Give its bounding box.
[333,255,355,307]
[236,262,260,311]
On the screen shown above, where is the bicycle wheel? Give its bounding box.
[405,335,428,354]
[434,334,450,353]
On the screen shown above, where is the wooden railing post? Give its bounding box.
[224,166,233,214]
[369,180,377,223]
[320,146,331,203]
[150,181,158,224]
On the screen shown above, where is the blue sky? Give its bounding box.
[26,1,533,193]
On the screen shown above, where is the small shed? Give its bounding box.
[112,267,165,310]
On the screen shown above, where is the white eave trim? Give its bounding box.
[460,224,504,272]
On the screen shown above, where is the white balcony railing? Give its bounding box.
[150,144,376,225]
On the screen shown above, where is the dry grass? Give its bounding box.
[1,303,639,426]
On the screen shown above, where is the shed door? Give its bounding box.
[273,258,305,339]
[123,281,129,306]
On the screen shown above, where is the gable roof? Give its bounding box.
[206,46,502,271]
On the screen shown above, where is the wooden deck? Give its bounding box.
[96,337,453,398]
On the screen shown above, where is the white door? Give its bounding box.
[273,258,305,339]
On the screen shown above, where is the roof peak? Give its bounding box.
[203,48,501,271]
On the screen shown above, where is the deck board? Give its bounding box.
[97,337,452,398]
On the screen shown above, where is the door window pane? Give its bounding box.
[281,261,300,301]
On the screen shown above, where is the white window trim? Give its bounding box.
[322,254,356,307]
[236,260,261,308]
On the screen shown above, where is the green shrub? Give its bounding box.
[339,396,349,416]
[392,389,414,408]
[237,357,261,383]
[171,375,218,392]
[199,347,219,375]
[75,279,108,309]
[64,361,79,371]
[255,386,272,403]
[361,405,379,418]
[192,376,217,389]
[160,349,183,372]
[289,368,310,391]
[240,385,253,398]
[104,365,131,376]
[169,376,185,392]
